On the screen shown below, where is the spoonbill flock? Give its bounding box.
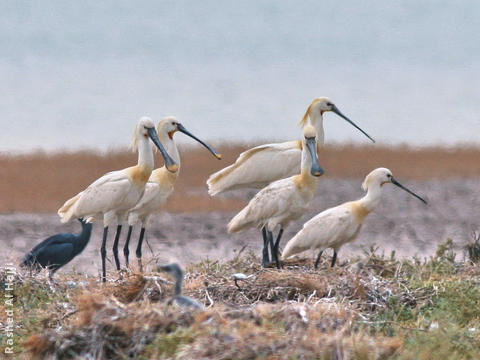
[124,116,221,270]
[207,97,374,195]
[22,96,428,282]
[227,125,323,268]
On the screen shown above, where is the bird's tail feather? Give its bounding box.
[207,163,238,196]
[57,192,82,223]
[227,208,255,233]
[281,235,309,260]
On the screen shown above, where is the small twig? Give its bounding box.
[306,290,317,303]
[61,310,78,320]
[205,289,214,308]
[153,280,163,295]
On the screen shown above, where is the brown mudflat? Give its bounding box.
[0,143,479,213]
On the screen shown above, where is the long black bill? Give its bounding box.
[305,137,324,177]
[177,123,222,160]
[391,177,428,204]
[331,105,375,143]
[147,127,178,173]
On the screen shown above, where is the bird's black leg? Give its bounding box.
[101,226,108,283]
[112,225,123,271]
[314,250,323,269]
[123,226,133,267]
[261,227,269,267]
[268,230,275,264]
[136,227,146,272]
[272,228,283,269]
[331,251,338,267]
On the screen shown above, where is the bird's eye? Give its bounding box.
[387,174,392,178]
[326,102,332,106]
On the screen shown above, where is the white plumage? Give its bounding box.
[57,116,177,281]
[207,97,374,196]
[227,125,323,268]
[282,168,427,268]
[123,116,221,269]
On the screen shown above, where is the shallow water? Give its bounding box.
[1,1,480,152]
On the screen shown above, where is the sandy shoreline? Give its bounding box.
[3,177,478,276]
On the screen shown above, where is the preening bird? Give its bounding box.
[207,97,374,196]
[281,168,427,268]
[157,263,204,310]
[123,116,221,270]
[21,218,92,281]
[227,125,323,268]
[57,116,177,282]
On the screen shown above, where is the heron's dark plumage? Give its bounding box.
[21,218,92,279]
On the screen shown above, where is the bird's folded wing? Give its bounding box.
[301,207,353,248]
[129,182,165,211]
[241,180,297,223]
[207,141,301,195]
[35,243,74,266]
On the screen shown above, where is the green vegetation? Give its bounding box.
[2,239,480,359]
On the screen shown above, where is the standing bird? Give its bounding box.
[281,168,427,268]
[21,218,92,281]
[207,97,374,196]
[227,125,323,268]
[157,263,204,310]
[123,116,221,269]
[57,116,177,282]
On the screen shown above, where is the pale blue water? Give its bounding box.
[1,1,479,152]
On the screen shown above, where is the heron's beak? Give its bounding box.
[147,127,178,173]
[177,123,222,160]
[306,137,324,177]
[391,177,428,204]
[331,105,375,143]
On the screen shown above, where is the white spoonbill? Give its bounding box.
[227,125,323,268]
[57,116,177,282]
[281,168,427,268]
[207,97,374,196]
[123,116,222,270]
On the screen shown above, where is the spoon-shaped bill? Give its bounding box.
[177,123,222,159]
[391,177,427,204]
[147,127,178,173]
[305,137,324,177]
[331,105,375,143]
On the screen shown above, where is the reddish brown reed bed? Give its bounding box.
[0,144,478,213]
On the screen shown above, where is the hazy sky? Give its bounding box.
[1,1,479,151]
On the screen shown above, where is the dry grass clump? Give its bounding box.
[181,303,402,360]
[8,242,480,359]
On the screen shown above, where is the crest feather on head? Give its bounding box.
[130,123,140,153]
[361,175,370,192]
[299,98,323,127]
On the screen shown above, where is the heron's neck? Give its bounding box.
[308,113,325,145]
[75,222,92,251]
[174,276,183,296]
[137,136,155,171]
